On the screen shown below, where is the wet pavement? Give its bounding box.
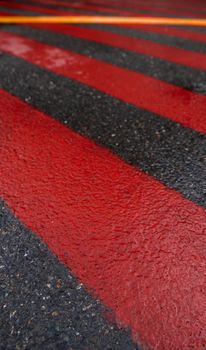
[0,0,206,349]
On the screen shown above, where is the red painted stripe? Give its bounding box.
[0,0,151,16]
[0,30,205,135]
[0,1,82,15]
[82,0,206,10]
[31,0,206,18]
[95,1,205,17]
[30,23,206,71]
[44,0,206,18]
[150,25,206,44]
[2,0,206,44]
[120,23,206,44]
[82,0,206,15]
[1,89,206,349]
[0,1,86,16]
[28,0,125,15]
[0,0,155,18]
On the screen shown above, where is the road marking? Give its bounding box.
[1,89,206,349]
[0,30,206,134]
[0,15,206,25]
[29,23,206,71]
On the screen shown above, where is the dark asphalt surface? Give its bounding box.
[0,200,137,350]
[0,53,205,208]
[4,24,206,93]
[0,0,206,349]
[0,3,140,349]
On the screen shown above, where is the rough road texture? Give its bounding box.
[0,201,137,350]
[0,0,206,349]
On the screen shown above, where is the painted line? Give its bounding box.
[5,23,206,96]
[1,15,206,25]
[1,1,206,50]
[101,0,206,12]
[29,0,206,39]
[90,22,206,55]
[27,23,206,74]
[15,0,127,16]
[0,30,205,135]
[81,0,206,18]
[120,23,206,44]
[0,200,136,349]
[1,88,206,350]
[2,1,206,44]
[120,22,206,44]
[0,52,205,208]
[8,0,206,18]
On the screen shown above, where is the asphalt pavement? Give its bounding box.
[0,0,206,349]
